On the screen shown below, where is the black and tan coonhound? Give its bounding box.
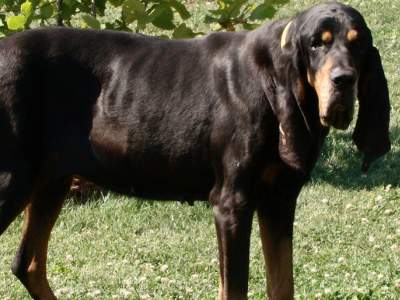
[0,2,390,299]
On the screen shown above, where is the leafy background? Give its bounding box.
[0,0,289,37]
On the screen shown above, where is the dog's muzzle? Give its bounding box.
[320,69,357,129]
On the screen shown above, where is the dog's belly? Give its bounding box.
[82,114,214,200]
[82,149,214,200]
[83,165,214,201]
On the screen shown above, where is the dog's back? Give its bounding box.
[0,28,253,199]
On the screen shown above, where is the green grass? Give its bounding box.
[1,0,400,299]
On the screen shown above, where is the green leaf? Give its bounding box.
[172,23,196,39]
[229,0,246,18]
[243,22,259,30]
[20,1,33,17]
[61,0,78,21]
[6,15,26,30]
[122,0,145,24]
[249,3,277,21]
[82,14,101,29]
[64,0,77,7]
[169,0,190,20]
[151,4,175,30]
[95,0,107,15]
[40,3,53,19]
[208,9,225,16]
[60,4,73,21]
[79,0,93,14]
[204,15,220,24]
[109,0,123,7]
[106,19,131,31]
[271,0,290,5]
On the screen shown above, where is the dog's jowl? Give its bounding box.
[0,2,390,299]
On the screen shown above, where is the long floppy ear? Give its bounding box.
[274,20,316,174]
[259,20,316,174]
[274,84,314,174]
[353,46,391,172]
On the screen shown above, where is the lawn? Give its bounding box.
[1,0,399,299]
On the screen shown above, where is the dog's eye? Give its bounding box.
[310,37,332,52]
[310,39,324,51]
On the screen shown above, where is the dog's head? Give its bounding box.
[277,2,390,172]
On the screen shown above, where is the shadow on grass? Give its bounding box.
[311,127,400,190]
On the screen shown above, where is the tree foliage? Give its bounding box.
[0,0,289,37]
[0,0,289,38]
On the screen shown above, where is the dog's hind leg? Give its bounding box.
[0,150,35,236]
[11,177,72,300]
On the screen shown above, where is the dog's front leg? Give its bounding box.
[212,188,254,300]
[256,184,300,300]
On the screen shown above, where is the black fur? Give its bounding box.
[0,2,390,299]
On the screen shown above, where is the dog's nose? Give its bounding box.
[331,70,356,87]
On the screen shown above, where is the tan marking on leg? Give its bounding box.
[26,260,55,300]
[214,206,225,300]
[258,213,294,300]
[347,29,358,42]
[307,56,334,126]
[22,204,58,300]
[14,179,70,300]
[321,31,333,43]
[218,275,224,300]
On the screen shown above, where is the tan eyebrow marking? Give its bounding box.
[347,29,359,42]
[321,31,333,43]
